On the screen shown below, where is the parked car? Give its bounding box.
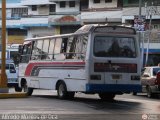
[0,59,22,92]
[141,66,160,98]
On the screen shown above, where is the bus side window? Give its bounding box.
[47,38,55,60]
[66,37,77,59]
[31,40,43,60]
[21,43,32,63]
[53,38,66,60]
[41,39,50,60]
[18,45,23,54]
[66,35,88,60]
[61,38,68,53]
[80,35,88,60]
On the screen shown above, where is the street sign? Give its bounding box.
[134,15,146,31]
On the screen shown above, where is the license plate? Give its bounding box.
[112,74,121,80]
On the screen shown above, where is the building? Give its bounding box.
[48,0,81,34]
[122,0,160,66]
[0,0,160,66]
[0,0,27,44]
[81,0,123,25]
[21,0,56,37]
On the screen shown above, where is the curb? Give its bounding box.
[0,93,28,99]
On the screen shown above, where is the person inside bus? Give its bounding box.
[121,45,134,58]
[108,39,121,57]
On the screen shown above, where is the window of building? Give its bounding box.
[153,24,160,29]
[32,5,37,11]
[94,0,100,3]
[49,4,56,13]
[128,0,139,4]
[69,1,75,7]
[60,1,66,8]
[11,8,28,18]
[105,0,112,3]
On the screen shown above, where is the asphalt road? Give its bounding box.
[0,89,159,120]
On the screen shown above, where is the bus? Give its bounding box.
[18,25,142,100]
[0,44,20,66]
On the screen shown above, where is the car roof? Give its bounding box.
[0,59,14,64]
[145,66,160,68]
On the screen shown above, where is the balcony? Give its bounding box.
[0,15,49,29]
[20,16,49,28]
[81,10,122,24]
[0,19,21,28]
[48,14,81,26]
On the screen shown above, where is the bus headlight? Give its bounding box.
[131,75,140,80]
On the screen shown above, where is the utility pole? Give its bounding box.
[145,1,154,66]
[139,0,142,16]
[138,0,144,68]
[0,0,8,92]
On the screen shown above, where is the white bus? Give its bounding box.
[18,25,142,100]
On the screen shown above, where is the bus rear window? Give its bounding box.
[94,36,136,58]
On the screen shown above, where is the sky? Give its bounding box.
[0,0,21,3]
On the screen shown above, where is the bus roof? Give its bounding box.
[24,25,136,42]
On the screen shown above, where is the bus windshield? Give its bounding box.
[94,36,136,58]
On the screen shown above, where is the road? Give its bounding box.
[0,89,159,120]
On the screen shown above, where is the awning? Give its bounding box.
[21,0,56,6]
[0,3,27,8]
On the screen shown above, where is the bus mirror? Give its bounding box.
[18,45,23,54]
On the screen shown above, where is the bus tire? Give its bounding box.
[99,93,115,101]
[15,87,22,92]
[57,82,68,99]
[24,82,33,96]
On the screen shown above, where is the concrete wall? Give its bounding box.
[28,5,49,15]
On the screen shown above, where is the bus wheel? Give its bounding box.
[99,93,115,101]
[24,82,33,96]
[57,82,68,99]
[15,87,22,92]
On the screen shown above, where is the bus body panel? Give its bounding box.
[19,61,87,91]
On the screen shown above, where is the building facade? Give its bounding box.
[0,0,160,65]
[122,0,160,66]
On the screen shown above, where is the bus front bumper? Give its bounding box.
[86,84,142,93]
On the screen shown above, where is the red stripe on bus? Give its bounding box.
[25,61,85,76]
